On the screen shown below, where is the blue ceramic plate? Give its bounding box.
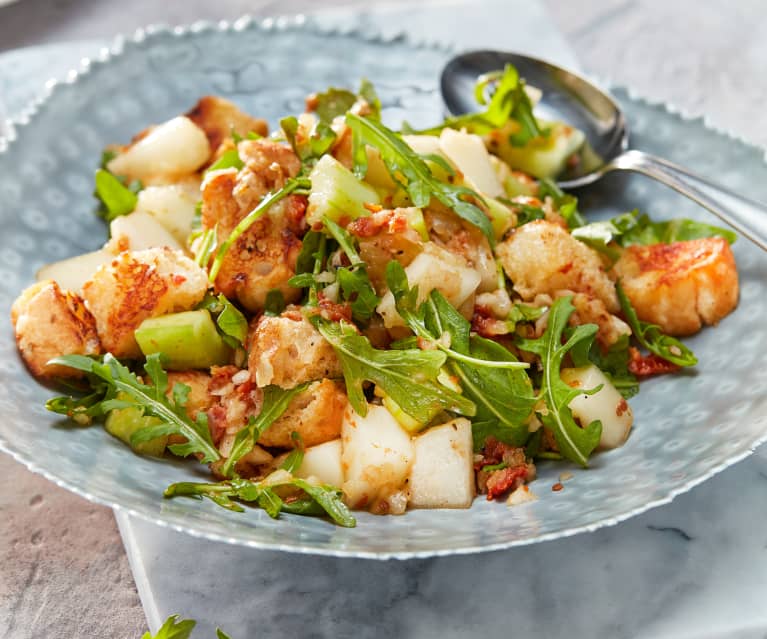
[1,18,766,558]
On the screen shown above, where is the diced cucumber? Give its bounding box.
[307,154,380,226]
[401,207,430,241]
[484,195,516,240]
[134,309,232,370]
[104,393,168,456]
[488,120,585,179]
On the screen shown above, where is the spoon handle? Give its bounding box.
[608,149,767,251]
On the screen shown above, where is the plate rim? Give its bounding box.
[1,15,766,560]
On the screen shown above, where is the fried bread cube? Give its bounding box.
[82,247,208,358]
[248,313,342,388]
[11,280,101,379]
[612,237,738,335]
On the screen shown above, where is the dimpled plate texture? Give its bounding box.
[1,18,766,559]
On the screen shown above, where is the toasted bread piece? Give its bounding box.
[82,247,208,358]
[248,313,342,389]
[496,220,618,311]
[612,237,738,335]
[259,379,347,448]
[11,280,101,379]
[186,96,268,154]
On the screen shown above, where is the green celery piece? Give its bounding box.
[48,353,220,464]
[312,317,475,422]
[346,112,495,245]
[94,168,137,221]
[196,292,248,348]
[516,296,602,467]
[134,310,232,370]
[104,394,168,456]
[306,154,380,226]
[141,615,196,639]
[616,281,697,367]
[221,383,310,478]
[281,115,337,165]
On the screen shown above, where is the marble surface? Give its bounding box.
[1,1,767,637]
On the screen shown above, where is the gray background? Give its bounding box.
[1,1,765,637]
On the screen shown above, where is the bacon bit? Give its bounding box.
[471,308,509,337]
[552,482,564,492]
[305,93,319,111]
[627,346,680,377]
[207,404,228,446]
[317,295,353,322]
[348,215,383,237]
[283,194,308,234]
[486,466,528,500]
[616,398,629,417]
[363,202,383,213]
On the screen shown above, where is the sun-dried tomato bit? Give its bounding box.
[627,346,680,377]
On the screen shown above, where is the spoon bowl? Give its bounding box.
[441,50,767,250]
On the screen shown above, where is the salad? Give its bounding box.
[10,66,739,527]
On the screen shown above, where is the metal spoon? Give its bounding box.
[441,50,767,251]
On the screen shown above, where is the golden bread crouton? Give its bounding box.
[258,379,347,448]
[566,292,630,348]
[11,280,101,379]
[612,237,738,335]
[186,96,268,155]
[82,247,208,359]
[248,313,342,388]
[166,371,213,419]
[496,220,618,311]
[201,139,306,312]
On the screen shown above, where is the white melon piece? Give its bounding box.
[561,364,633,450]
[109,210,184,253]
[134,184,200,246]
[376,242,481,328]
[36,249,114,294]
[439,128,504,198]
[341,403,415,509]
[295,439,344,488]
[408,418,475,509]
[107,116,210,181]
[402,134,443,156]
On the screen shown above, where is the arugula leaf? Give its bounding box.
[358,78,382,119]
[197,293,248,349]
[206,148,244,173]
[312,88,358,123]
[221,383,310,477]
[264,289,286,316]
[346,112,495,245]
[217,630,233,639]
[616,281,697,367]
[192,226,218,268]
[621,210,736,245]
[538,178,585,229]
[312,317,475,422]
[323,217,380,321]
[94,169,138,222]
[408,64,544,144]
[141,615,196,639]
[209,177,311,282]
[281,115,337,166]
[165,474,356,527]
[386,261,529,371]
[48,353,220,463]
[280,433,305,474]
[336,267,380,321]
[516,297,602,467]
[588,335,639,399]
[420,288,536,448]
[506,303,546,331]
[573,209,737,258]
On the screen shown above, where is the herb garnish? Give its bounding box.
[616,281,697,367]
[517,296,602,467]
[48,353,220,464]
[346,112,495,245]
